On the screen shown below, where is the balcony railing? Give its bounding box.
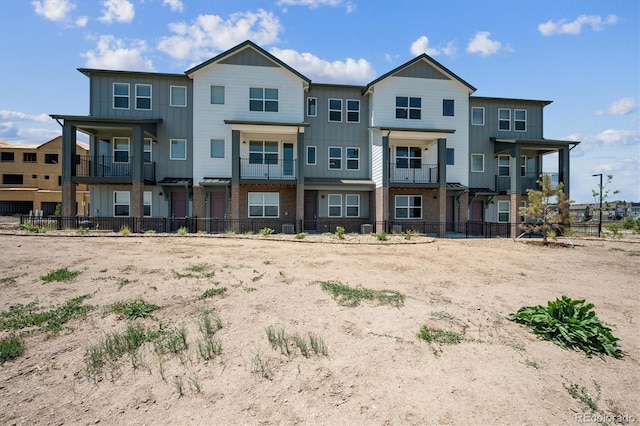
[389,163,438,184]
[495,172,558,192]
[76,155,155,181]
[240,158,296,180]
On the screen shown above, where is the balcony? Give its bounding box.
[240,158,296,180]
[389,163,438,184]
[75,155,155,183]
[495,172,558,193]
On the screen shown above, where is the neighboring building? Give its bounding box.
[0,137,89,215]
[51,40,579,236]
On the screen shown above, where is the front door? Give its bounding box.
[446,195,455,232]
[304,191,317,231]
[210,191,226,233]
[171,191,187,231]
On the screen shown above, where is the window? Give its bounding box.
[521,155,527,177]
[248,192,279,218]
[498,155,510,176]
[58,176,61,186]
[144,191,152,217]
[1,152,14,162]
[346,99,360,122]
[328,147,342,169]
[44,153,59,164]
[250,87,278,112]
[395,146,422,169]
[32,174,37,179]
[346,194,359,217]
[2,174,23,185]
[23,152,36,163]
[44,175,50,180]
[144,138,152,162]
[113,137,130,163]
[135,84,151,110]
[395,195,422,219]
[249,141,278,164]
[328,99,342,122]
[210,85,225,105]
[514,109,527,132]
[471,107,485,126]
[446,148,455,166]
[346,147,359,170]
[113,83,129,109]
[114,191,130,217]
[170,139,187,160]
[307,97,317,117]
[396,96,421,119]
[306,146,316,165]
[471,154,484,172]
[328,194,342,217]
[497,200,510,223]
[498,108,511,131]
[210,139,225,158]
[170,86,187,107]
[443,99,455,117]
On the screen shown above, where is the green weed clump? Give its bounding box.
[41,267,81,283]
[0,334,24,363]
[317,280,405,308]
[119,225,131,236]
[106,299,160,320]
[375,232,388,241]
[417,326,463,344]
[509,296,623,359]
[198,287,227,300]
[20,223,46,233]
[259,227,274,236]
[335,226,345,239]
[0,295,92,332]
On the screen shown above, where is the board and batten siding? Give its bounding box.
[370,76,470,186]
[190,63,306,184]
[370,130,383,188]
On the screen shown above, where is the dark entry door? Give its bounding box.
[304,191,317,231]
[283,143,294,177]
[171,191,187,231]
[446,195,455,232]
[210,192,226,233]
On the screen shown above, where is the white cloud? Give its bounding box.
[75,16,88,27]
[0,122,60,145]
[538,14,617,36]
[595,97,637,116]
[466,31,509,56]
[410,36,457,57]
[157,10,281,62]
[593,129,638,145]
[98,0,135,24]
[276,0,342,8]
[82,35,154,71]
[32,0,75,22]
[162,0,183,12]
[270,47,375,84]
[0,110,51,123]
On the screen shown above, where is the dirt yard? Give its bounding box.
[0,227,638,425]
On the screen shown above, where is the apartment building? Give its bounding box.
[51,40,578,236]
[0,136,89,215]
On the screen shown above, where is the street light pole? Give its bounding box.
[592,173,603,238]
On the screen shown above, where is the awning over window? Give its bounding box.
[158,177,193,186]
[200,178,231,186]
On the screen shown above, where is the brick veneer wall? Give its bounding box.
[62,180,76,217]
[389,188,441,222]
[238,184,297,221]
[192,186,205,218]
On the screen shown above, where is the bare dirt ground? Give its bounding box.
[0,219,638,425]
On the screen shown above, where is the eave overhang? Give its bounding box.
[373,126,455,140]
[49,115,162,138]
[224,119,309,135]
[492,137,580,154]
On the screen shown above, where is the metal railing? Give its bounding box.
[495,172,559,192]
[76,155,155,181]
[389,163,438,184]
[240,158,296,180]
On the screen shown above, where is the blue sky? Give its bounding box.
[0,0,638,203]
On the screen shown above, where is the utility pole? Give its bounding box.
[592,173,603,238]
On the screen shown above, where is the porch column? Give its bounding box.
[130,125,145,225]
[296,130,305,232]
[437,138,447,236]
[376,134,390,232]
[230,130,241,230]
[62,123,77,217]
[509,145,522,238]
[558,147,570,196]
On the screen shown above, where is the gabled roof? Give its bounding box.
[185,40,311,85]
[78,68,187,79]
[364,54,476,94]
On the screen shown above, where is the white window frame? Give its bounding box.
[249,87,279,112]
[248,192,279,218]
[113,137,130,163]
[306,146,317,166]
[135,84,152,110]
[114,191,130,217]
[306,97,317,117]
[328,146,342,170]
[345,194,360,217]
[328,194,342,217]
[471,107,485,125]
[249,140,278,164]
[497,200,510,223]
[395,195,423,219]
[170,139,187,160]
[210,85,225,105]
[498,108,511,131]
[113,83,129,109]
[514,109,527,132]
[396,96,421,120]
[346,99,360,123]
[521,155,527,177]
[346,147,360,170]
[170,86,187,107]
[210,139,225,159]
[328,98,342,122]
[498,154,510,176]
[144,138,152,163]
[471,153,484,172]
[143,191,152,217]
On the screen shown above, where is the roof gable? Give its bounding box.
[220,47,278,67]
[395,60,449,80]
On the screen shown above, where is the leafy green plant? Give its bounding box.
[0,334,24,363]
[259,227,274,236]
[106,300,160,320]
[20,223,46,233]
[198,287,227,300]
[605,223,622,237]
[317,280,405,308]
[41,267,81,282]
[417,326,463,344]
[0,276,18,285]
[295,232,306,239]
[375,232,388,241]
[335,226,345,239]
[564,379,602,413]
[0,295,92,332]
[509,296,623,359]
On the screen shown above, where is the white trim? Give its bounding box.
[306,97,317,117]
[328,146,342,170]
[170,139,187,160]
[144,138,153,162]
[113,190,130,217]
[497,200,510,223]
[498,108,511,131]
[498,154,510,176]
[113,82,130,110]
[346,147,360,171]
[471,107,485,126]
[395,194,423,219]
[143,191,152,217]
[248,192,279,218]
[328,98,342,122]
[328,194,342,217]
[471,153,484,172]
[346,99,360,123]
[306,145,317,165]
[113,137,130,163]
[170,85,187,107]
[514,109,527,132]
[134,83,152,110]
[345,194,360,217]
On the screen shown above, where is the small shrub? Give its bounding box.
[0,295,92,332]
[605,223,622,237]
[375,232,388,241]
[335,226,345,239]
[20,223,45,233]
[107,300,160,320]
[177,226,189,236]
[295,232,306,239]
[259,227,274,237]
[0,334,24,363]
[119,225,131,236]
[41,267,81,282]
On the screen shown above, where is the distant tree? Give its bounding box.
[519,174,571,245]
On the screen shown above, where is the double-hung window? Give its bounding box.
[395,195,422,219]
[135,84,151,110]
[345,194,360,217]
[395,146,422,169]
[514,109,527,131]
[328,99,342,122]
[250,88,278,112]
[346,100,360,122]
[346,147,359,170]
[170,139,187,160]
[498,108,511,131]
[248,192,279,218]
[144,138,152,162]
[113,83,129,109]
[328,147,342,169]
[249,141,278,164]
[521,155,527,177]
[114,191,130,217]
[471,154,484,172]
[143,191,152,217]
[497,200,510,223]
[471,107,485,125]
[170,86,187,107]
[307,97,317,116]
[498,155,510,176]
[328,194,342,217]
[396,96,421,119]
[113,137,130,163]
